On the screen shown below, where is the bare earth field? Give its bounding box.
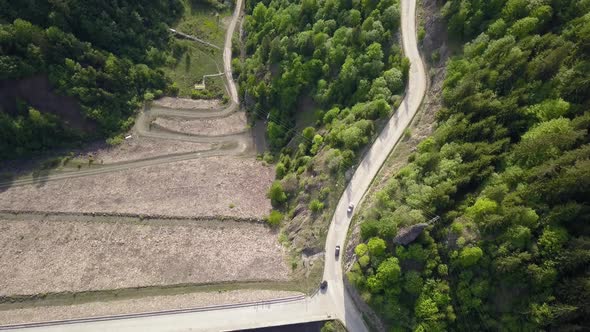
[0,289,301,325]
[0,4,286,323]
[0,156,273,219]
[0,215,289,297]
[153,112,247,136]
[84,137,213,164]
[152,97,222,109]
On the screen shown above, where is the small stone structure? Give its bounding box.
[194,72,224,90]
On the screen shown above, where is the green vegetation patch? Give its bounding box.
[0,281,303,310]
[239,0,406,256]
[161,40,222,97]
[164,0,232,99]
[0,1,185,160]
[0,0,233,160]
[176,0,231,46]
[349,0,590,331]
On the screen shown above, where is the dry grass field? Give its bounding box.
[0,156,273,219]
[0,215,290,297]
[85,137,213,164]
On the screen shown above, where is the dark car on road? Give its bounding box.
[347,203,354,214]
[320,280,328,290]
[335,245,341,258]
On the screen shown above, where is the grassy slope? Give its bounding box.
[164,0,231,97]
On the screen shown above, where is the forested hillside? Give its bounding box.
[0,0,184,159]
[349,0,590,330]
[241,0,407,149]
[240,0,407,249]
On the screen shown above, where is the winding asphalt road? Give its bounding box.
[1,0,425,330]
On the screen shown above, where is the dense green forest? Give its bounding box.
[240,0,407,149]
[347,0,590,330]
[240,0,408,248]
[0,0,185,159]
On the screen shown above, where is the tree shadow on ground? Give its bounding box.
[0,173,14,194]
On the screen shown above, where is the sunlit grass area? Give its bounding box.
[164,0,232,98]
[162,41,222,97]
[176,0,231,46]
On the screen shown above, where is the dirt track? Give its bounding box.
[153,97,223,109]
[0,98,250,189]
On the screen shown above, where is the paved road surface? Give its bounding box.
[1,0,425,330]
[322,0,426,329]
[223,0,241,105]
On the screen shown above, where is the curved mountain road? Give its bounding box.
[223,1,240,106]
[0,0,425,330]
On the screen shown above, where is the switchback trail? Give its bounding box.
[0,18,247,190]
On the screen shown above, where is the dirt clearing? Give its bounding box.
[152,97,222,110]
[80,137,213,164]
[0,156,273,219]
[153,112,247,136]
[0,215,290,297]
